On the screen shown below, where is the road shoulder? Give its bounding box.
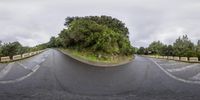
[57,49,134,67]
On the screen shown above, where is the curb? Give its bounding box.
[57,49,134,67]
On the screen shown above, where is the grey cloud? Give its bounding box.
[0,0,200,47]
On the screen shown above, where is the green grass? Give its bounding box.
[61,48,134,64]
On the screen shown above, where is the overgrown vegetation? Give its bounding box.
[0,16,134,62]
[0,41,47,58]
[48,16,135,61]
[61,49,133,64]
[137,35,200,59]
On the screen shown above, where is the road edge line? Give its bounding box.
[0,62,14,79]
[149,58,200,85]
[0,64,41,84]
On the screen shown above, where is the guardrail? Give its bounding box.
[174,57,180,61]
[180,57,188,62]
[189,57,199,63]
[22,53,30,58]
[0,49,46,63]
[1,56,11,62]
[143,55,200,63]
[13,55,22,61]
[168,56,174,60]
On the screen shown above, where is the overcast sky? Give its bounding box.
[0,0,200,47]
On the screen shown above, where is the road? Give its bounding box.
[0,49,200,100]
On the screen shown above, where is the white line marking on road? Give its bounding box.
[31,65,40,72]
[167,64,199,72]
[149,58,200,85]
[0,57,47,84]
[190,73,200,80]
[159,63,182,66]
[154,61,164,63]
[0,62,14,79]
[17,62,29,70]
[0,65,41,84]
[41,59,45,62]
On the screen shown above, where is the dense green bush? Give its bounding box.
[64,16,129,37]
[173,35,195,57]
[137,47,146,55]
[0,42,29,57]
[148,41,164,55]
[139,35,200,59]
[0,41,47,57]
[58,16,134,56]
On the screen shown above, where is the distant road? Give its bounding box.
[0,49,200,100]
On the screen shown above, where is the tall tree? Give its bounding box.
[1,42,23,57]
[0,40,2,47]
[196,40,200,59]
[148,41,164,55]
[48,36,57,47]
[160,45,174,56]
[198,40,200,46]
[60,16,134,55]
[173,35,195,57]
[137,47,146,54]
[64,16,129,37]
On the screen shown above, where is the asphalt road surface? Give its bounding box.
[0,49,200,100]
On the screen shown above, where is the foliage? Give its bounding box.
[0,42,25,57]
[62,48,133,64]
[173,35,195,57]
[137,47,146,54]
[0,41,47,57]
[48,37,57,47]
[138,35,200,59]
[64,16,129,37]
[195,40,200,59]
[148,41,164,55]
[160,45,174,56]
[57,16,134,56]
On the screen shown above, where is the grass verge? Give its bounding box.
[59,48,134,66]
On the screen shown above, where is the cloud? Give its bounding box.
[0,0,200,47]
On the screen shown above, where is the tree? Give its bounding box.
[137,35,200,58]
[35,43,48,50]
[137,47,146,54]
[159,45,174,56]
[0,42,23,57]
[19,46,30,54]
[0,40,2,47]
[64,16,129,37]
[196,40,200,59]
[59,16,134,56]
[173,35,195,57]
[148,41,164,55]
[167,45,174,56]
[48,36,57,47]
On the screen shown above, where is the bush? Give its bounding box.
[59,16,134,56]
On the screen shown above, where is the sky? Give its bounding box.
[0,0,200,47]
